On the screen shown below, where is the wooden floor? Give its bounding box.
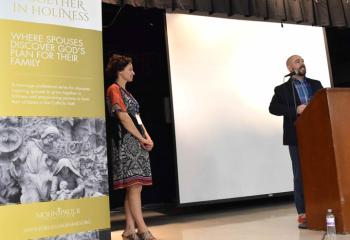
[110,199,350,240]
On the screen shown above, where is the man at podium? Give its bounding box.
[269,55,323,229]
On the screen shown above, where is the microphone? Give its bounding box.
[284,70,298,77]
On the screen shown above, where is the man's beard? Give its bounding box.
[297,66,306,76]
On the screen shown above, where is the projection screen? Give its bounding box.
[166,14,331,204]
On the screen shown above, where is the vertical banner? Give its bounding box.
[0,1,111,240]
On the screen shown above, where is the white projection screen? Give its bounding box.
[166,14,331,204]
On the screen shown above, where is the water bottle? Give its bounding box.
[326,209,336,239]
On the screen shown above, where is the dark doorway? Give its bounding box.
[102,3,178,209]
[326,28,350,88]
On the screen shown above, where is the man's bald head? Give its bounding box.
[286,55,306,77]
[286,55,301,68]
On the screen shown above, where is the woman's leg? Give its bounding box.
[123,196,137,236]
[126,184,148,233]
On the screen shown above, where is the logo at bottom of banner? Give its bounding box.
[0,196,110,240]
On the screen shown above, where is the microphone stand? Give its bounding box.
[282,76,295,130]
[282,76,298,130]
[291,79,298,119]
[284,70,299,119]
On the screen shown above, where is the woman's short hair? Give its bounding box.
[105,54,132,79]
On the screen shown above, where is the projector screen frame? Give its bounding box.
[164,13,333,206]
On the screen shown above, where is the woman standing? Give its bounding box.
[106,54,156,240]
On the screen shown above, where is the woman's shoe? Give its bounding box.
[122,233,140,240]
[137,231,157,240]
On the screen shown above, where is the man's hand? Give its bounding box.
[297,104,307,115]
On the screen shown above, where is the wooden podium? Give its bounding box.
[296,88,350,233]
